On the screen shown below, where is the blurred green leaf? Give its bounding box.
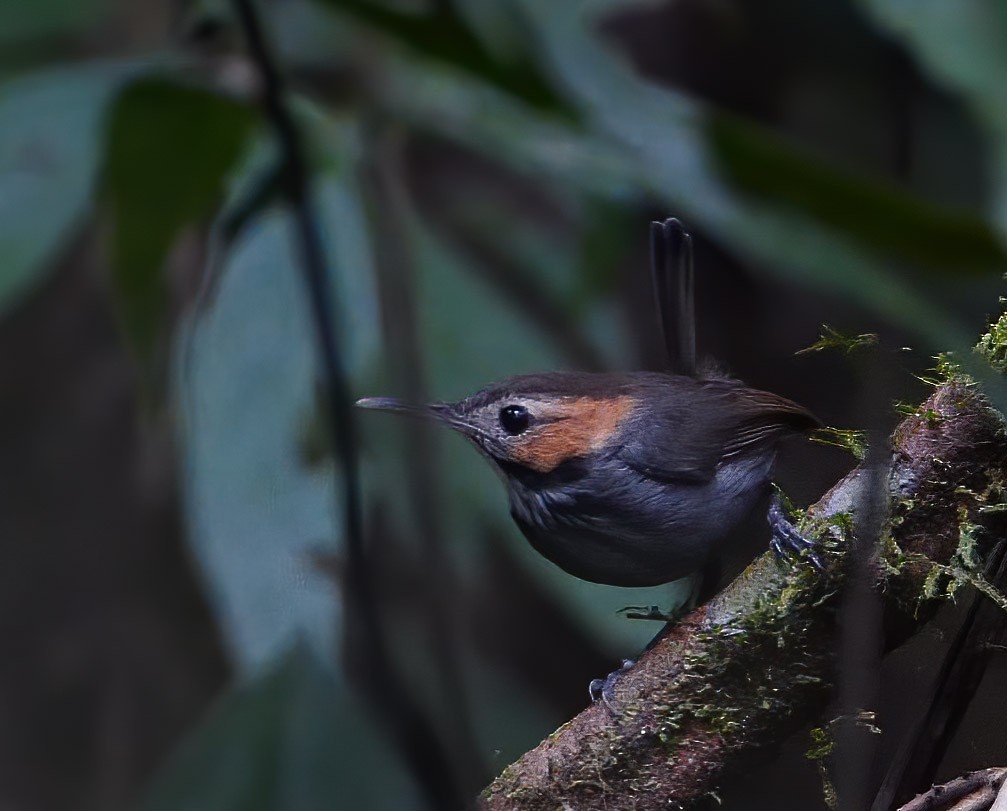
[374,2,999,350]
[853,1,1007,130]
[103,77,256,365]
[452,0,529,66]
[143,645,419,811]
[575,198,637,306]
[176,132,380,673]
[505,1,982,352]
[707,110,1006,273]
[315,0,569,114]
[854,0,1007,235]
[0,63,131,314]
[0,0,111,46]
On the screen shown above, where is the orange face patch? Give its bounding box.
[508,395,636,473]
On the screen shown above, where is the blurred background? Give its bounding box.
[3,0,1007,809]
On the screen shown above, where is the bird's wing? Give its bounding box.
[618,378,819,485]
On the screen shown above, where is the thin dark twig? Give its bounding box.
[873,539,1007,810]
[231,2,461,807]
[361,123,487,788]
[219,161,284,243]
[836,425,888,810]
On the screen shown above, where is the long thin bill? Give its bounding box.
[355,398,469,431]
[355,396,424,414]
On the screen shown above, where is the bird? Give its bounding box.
[356,219,821,591]
[357,371,818,588]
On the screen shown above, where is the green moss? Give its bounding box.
[907,552,1007,612]
[934,352,962,379]
[806,726,834,761]
[817,761,839,811]
[976,311,1007,372]
[913,353,964,387]
[796,324,879,355]
[799,511,853,559]
[896,497,1007,614]
[810,427,867,460]
[954,520,981,569]
[920,562,943,601]
[650,554,835,748]
[894,401,944,426]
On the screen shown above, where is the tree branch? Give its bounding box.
[480,375,1007,810]
[896,767,1007,811]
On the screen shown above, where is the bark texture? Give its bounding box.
[896,767,1007,811]
[480,376,1007,810]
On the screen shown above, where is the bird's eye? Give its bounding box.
[499,404,531,436]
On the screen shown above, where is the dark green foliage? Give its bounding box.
[142,646,417,811]
[708,112,1007,274]
[103,77,256,368]
[320,0,570,114]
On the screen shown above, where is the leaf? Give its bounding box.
[103,76,256,366]
[142,645,419,811]
[175,140,381,673]
[507,1,985,353]
[0,63,132,314]
[374,13,980,352]
[315,0,569,114]
[706,110,1006,274]
[854,0,1007,124]
[0,0,111,46]
[854,0,1007,234]
[809,427,868,461]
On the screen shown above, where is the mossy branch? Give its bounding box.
[479,372,1007,810]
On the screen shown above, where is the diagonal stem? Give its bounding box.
[231,2,461,807]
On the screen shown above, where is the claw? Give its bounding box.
[589,658,635,712]
[769,494,824,572]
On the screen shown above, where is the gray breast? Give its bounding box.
[507,453,776,587]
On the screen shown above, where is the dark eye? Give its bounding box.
[499,404,530,435]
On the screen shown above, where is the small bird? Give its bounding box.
[357,219,820,591]
[357,371,818,588]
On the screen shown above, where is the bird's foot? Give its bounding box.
[769,493,824,572]
[588,658,635,712]
[617,604,682,622]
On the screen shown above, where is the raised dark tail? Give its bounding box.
[649,217,696,377]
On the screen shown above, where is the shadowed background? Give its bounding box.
[2,0,1007,808]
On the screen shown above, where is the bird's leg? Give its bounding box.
[595,506,822,712]
[588,658,635,712]
[768,492,824,571]
[617,568,707,623]
[598,569,713,710]
[590,603,690,711]
[617,604,681,622]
